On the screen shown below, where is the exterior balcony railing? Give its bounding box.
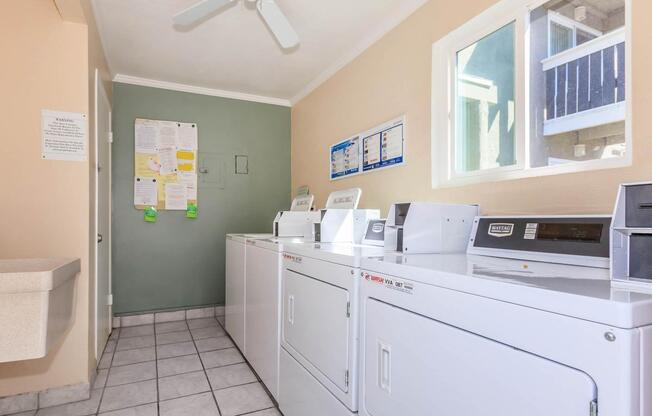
[542,27,626,136]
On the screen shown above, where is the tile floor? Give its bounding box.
[21,317,280,416]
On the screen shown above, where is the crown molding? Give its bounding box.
[289,0,429,106]
[113,74,292,107]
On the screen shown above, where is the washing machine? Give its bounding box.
[225,194,317,354]
[225,233,271,352]
[359,216,652,416]
[244,236,312,401]
[279,243,386,416]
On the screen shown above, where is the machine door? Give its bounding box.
[283,270,350,393]
[364,298,597,416]
[245,243,280,399]
[225,238,245,351]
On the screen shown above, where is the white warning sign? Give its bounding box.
[41,110,87,161]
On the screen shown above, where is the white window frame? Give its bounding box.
[431,0,632,189]
[548,10,603,57]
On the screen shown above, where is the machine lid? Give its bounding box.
[248,237,312,252]
[290,194,314,212]
[284,242,386,267]
[361,253,652,329]
[228,233,272,243]
[325,188,362,210]
[467,216,612,268]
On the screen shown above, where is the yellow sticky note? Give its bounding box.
[177,150,195,161]
[178,163,194,172]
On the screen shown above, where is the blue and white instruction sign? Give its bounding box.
[330,136,361,180]
[330,116,405,181]
[363,118,405,172]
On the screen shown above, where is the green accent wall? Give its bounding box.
[112,83,291,314]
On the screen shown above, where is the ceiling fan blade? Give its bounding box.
[256,0,299,49]
[173,0,234,27]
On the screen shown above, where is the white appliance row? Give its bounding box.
[228,198,652,416]
[277,203,480,416]
[224,189,380,401]
[359,216,652,416]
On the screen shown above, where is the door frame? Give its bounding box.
[94,68,112,357]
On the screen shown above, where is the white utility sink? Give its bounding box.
[0,258,80,363]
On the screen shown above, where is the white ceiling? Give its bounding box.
[92,0,428,105]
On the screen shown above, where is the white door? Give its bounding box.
[245,243,281,399]
[225,237,246,351]
[283,269,350,393]
[95,69,112,357]
[363,298,597,416]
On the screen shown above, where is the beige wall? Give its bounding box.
[0,0,110,397]
[292,0,652,216]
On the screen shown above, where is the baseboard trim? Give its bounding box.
[113,305,225,328]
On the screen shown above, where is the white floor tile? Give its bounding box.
[159,392,219,416]
[116,335,155,351]
[93,369,109,390]
[214,383,273,416]
[206,363,257,390]
[112,347,156,367]
[156,341,196,360]
[156,331,192,346]
[157,354,203,378]
[120,314,154,328]
[190,326,225,341]
[187,318,219,330]
[106,361,157,387]
[99,403,157,416]
[120,325,154,339]
[248,409,281,416]
[100,380,157,413]
[194,337,233,353]
[155,321,188,334]
[36,389,101,416]
[199,348,244,369]
[158,371,210,401]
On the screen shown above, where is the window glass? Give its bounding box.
[530,0,626,168]
[576,29,597,46]
[550,22,574,55]
[455,22,516,173]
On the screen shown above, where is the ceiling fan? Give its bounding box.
[173,0,299,49]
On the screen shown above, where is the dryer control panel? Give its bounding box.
[467,216,612,268]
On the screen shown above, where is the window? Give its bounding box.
[455,23,516,173]
[432,0,630,188]
[548,11,602,56]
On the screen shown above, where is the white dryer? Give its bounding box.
[244,236,311,400]
[359,216,652,416]
[225,233,271,352]
[278,243,386,416]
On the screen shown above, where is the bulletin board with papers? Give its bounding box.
[133,118,198,211]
